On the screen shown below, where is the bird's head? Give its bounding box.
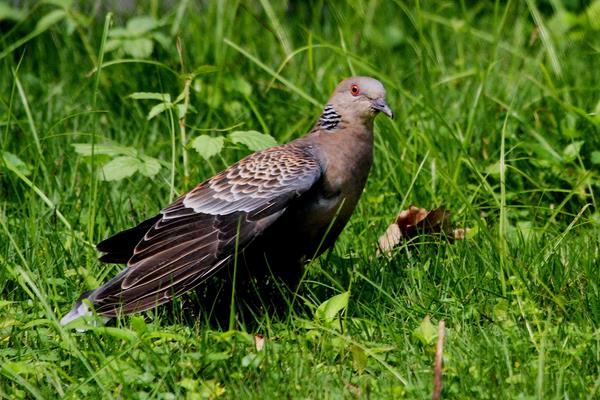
[328,76,393,122]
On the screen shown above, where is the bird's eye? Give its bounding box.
[350,84,360,96]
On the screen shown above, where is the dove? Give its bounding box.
[60,76,393,327]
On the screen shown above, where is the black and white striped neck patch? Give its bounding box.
[318,104,341,130]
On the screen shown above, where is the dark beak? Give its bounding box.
[372,98,394,119]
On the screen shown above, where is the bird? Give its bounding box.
[60,76,393,327]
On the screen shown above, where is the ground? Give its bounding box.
[1,1,599,398]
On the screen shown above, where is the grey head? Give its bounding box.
[326,76,393,124]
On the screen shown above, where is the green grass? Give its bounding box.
[1,0,599,398]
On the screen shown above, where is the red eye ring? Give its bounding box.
[350,84,360,96]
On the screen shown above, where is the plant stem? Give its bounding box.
[179,76,191,186]
[88,12,112,244]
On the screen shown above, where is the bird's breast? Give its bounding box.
[290,134,374,255]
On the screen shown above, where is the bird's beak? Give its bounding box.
[372,98,394,119]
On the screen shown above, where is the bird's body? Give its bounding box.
[61,76,392,327]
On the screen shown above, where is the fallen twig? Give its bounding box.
[433,320,445,400]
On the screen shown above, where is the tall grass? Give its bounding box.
[1,1,599,398]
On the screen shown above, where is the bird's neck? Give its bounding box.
[313,103,374,136]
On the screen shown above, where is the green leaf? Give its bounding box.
[412,315,437,346]
[590,150,600,165]
[125,16,159,36]
[108,27,128,38]
[122,37,154,59]
[45,0,74,9]
[139,156,161,177]
[485,161,502,176]
[4,361,39,376]
[72,143,137,157]
[129,92,171,102]
[191,135,224,160]
[198,380,225,398]
[35,9,66,33]
[191,65,220,76]
[2,151,31,176]
[229,130,277,151]
[89,326,138,342]
[227,76,253,96]
[587,0,600,30]
[205,351,232,362]
[130,316,147,335]
[0,3,26,22]
[176,104,187,119]
[241,352,263,368]
[315,291,349,326]
[563,141,584,163]
[99,156,141,181]
[151,32,171,49]
[147,102,170,120]
[178,378,197,391]
[350,344,368,373]
[104,38,122,53]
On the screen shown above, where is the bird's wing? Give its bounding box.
[92,144,322,315]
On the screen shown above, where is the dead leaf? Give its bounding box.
[378,206,468,255]
[346,383,362,397]
[453,228,471,240]
[254,334,265,351]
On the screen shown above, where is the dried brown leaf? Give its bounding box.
[254,334,265,351]
[378,206,467,255]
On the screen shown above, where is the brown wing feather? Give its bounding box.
[89,143,322,316]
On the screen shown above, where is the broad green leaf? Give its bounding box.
[35,9,66,33]
[2,151,31,176]
[0,3,26,22]
[99,156,141,181]
[191,135,224,160]
[587,0,600,30]
[315,291,349,324]
[229,130,277,151]
[126,16,159,36]
[227,76,253,96]
[139,156,161,177]
[151,32,171,49]
[147,102,170,120]
[72,143,137,157]
[563,141,584,162]
[591,150,600,165]
[192,64,220,76]
[412,315,437,346]
[122,37,154,59]
[89,326,138,342]
[350,345,368,373]
[104,38,122,53]
[108,27,128,38]
[129,92,171,102]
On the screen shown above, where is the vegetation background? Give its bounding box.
[1,0,599,398]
